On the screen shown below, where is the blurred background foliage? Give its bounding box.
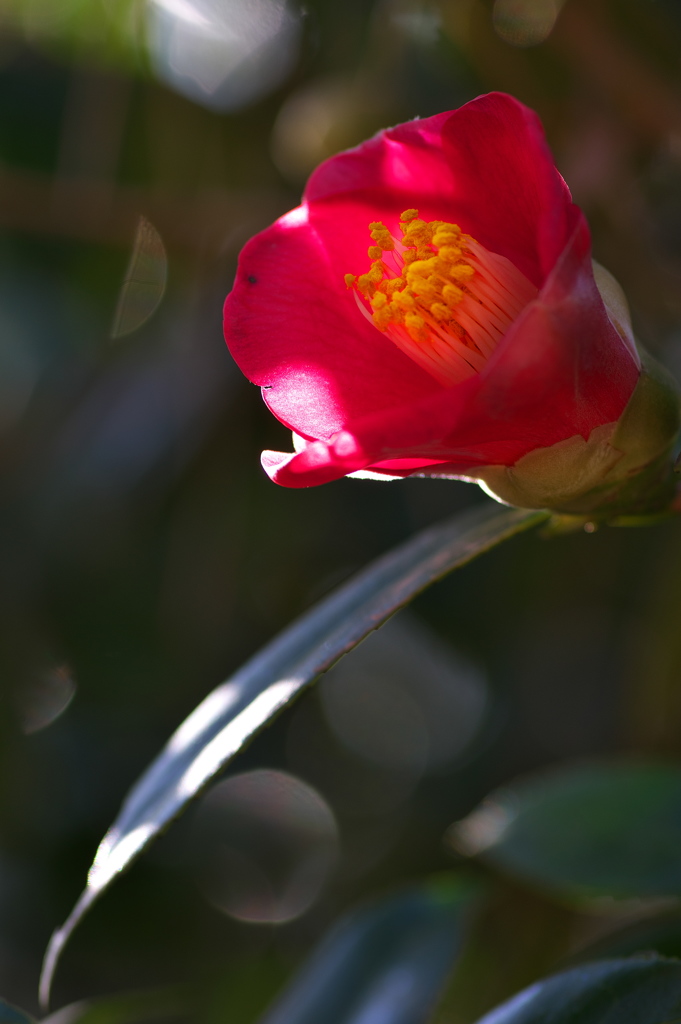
[4,0,681,1018]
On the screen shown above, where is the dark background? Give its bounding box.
[2,0,681,1017]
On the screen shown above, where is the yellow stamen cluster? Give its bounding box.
[344,209,539,386]
[348,209,477,347]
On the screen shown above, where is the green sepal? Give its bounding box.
[475,349,681,519]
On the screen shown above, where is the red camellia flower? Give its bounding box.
[224,92,679,514]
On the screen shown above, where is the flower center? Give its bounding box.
[344,210,538,386]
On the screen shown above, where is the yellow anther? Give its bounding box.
[408,267,437,285]
[368,222,395,250]
[368,262,384,284]
[431,302,450,321]
[438,245,462,261]
[433,228,460,245]
[393,291,416,311]
[412,284,438,305]
[443,284,464,306]
[371,291,388,309]
[434,237,460,250]
[405,259,431,278]
[449,264,475,283]
[344,273,356,287]
[402,222,429,246]
[357,273,376,297]
[373,307,392,329]
[368,245,383,259]
[400,209,419,222]
[405,313,427,342]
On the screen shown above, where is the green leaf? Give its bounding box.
[573,909,681,964]
[40,500,546,1008]
[0,0,145,71]
[0,1000,34,1024]
[474,956,681,1024]
[450,762,681,901]
[259,877,480,1024]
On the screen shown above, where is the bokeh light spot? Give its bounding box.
[18,665,76,736]
[319,611,488,780]
[192,770,338,924]
[492,0,563,47]
[111,216,167,339]
[147,0,302,113]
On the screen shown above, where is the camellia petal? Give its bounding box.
[224,92,680,515]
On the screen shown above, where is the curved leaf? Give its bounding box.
[450,762,681,900]
[40,500,546,1007]
[475,956,681,1024]
[259,877,480,1024]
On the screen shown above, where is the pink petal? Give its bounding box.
[224,205,442,442]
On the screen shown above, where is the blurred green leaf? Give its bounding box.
[450,762,681,901]
[0,0,145,69]
[40,501,547,1008]
[201,957,290,1024]
[0,999,34,1024]
[473,956,681,1024]
[259,877,480,1024]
